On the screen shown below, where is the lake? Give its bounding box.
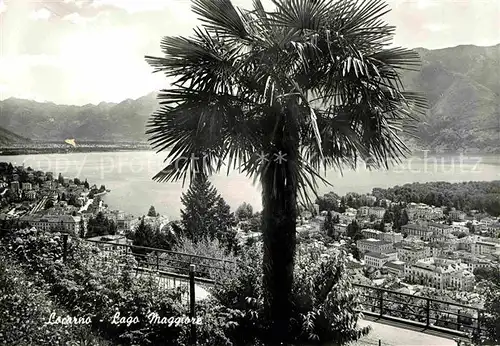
[1,151,499,219]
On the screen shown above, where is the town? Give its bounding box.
[1,161,500,343]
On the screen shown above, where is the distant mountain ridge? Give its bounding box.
[0,93,158,142]
[0,44,499,151]
[0,126,30,145]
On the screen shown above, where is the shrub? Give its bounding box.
[210,240,370,345]
[0,256,109,345]
[168,237,238,281]
[0,228,190,345]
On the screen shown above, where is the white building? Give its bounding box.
[401,224,433,240]
[406,203,444,221]
[357,238,393,254]
[368,207,386,219]
[428,222,454,237]
[361,229,403,243]
[22,182,32,191]
[472,241,499,256]
[20,214,81,234]
[383,260,406,277]
[364,251,398,268]
[404,258,474,291]
[86,234,133,257]
[394,243,427,263]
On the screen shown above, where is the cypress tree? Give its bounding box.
[180,175,236,252]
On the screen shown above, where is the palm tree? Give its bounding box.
[145,0,426,341]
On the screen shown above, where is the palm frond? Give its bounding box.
[192,0,249,41]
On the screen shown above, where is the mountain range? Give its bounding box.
[0,44,499,152]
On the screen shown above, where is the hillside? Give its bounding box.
[0,44,498,151]
[0,93,158,142]
[0,126,30,145]
[405,44,500,152]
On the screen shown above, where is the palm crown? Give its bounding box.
[145,0,427,205]
[146,0,427,341]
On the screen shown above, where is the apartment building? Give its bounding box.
[449,209,466,221]
[357,238,393,254]
[361,229,403,243]
[404,258,474,291]
[10,181,20,193]
[364,251,398,268]
[20,214,81,234]
[358,206,370,217]
[25,190,36,200]
[368,207,386,219]
[86,234,133,257]
[394,243,428,263]
[472,241,499,256]
[383,260,406,277]
[428,222,454,237]
[22,182,32,191]
[401,224,433,240]
[406,203,444,220]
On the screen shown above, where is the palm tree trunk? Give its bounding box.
[261,148,298,343]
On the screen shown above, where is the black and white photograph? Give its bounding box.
[0,0,499,345]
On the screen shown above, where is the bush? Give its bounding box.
[0,256,109,345]
[0,228,193,346]
[210,240,370,345]
[168,237,238,281]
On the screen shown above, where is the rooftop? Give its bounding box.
[365,251,390,259]
[428,222,452,229]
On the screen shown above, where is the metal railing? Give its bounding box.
[83,238,236,283]
[353,283,486,339]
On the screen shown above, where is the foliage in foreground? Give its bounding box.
[210,241,370,345]
[0,228,190,345]
[0,256,109,346]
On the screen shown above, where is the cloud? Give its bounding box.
[29,8,52,20]
[423,23,450,32]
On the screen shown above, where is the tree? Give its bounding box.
[400,210,409,227]
[235,202,253,221]
[321,210,336,238]
[84,179,90,189]
[349,243,361,261]
[346,221,363,241]
[86,212,116,238]
[180,175,236,252]
[44,199,54,210]
[383,210,394,224]
[145,0,426,341]
[369,214,377,222]
[79,218,85,238]
[58,173,64,185]
[316,192,340,212]
[74,178,81,185]
[214,197,239,254]
[68,195,78,207]
[60,193,67,202]
[147,206,158,217]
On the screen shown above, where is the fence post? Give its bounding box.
[379,340,381,346]
[476,310,482,342]
[189,264,197,345]
[379,290,383,317]
[426,299,430,327]
[62,233,68,263]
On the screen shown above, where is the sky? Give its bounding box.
[0,0,499,105]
